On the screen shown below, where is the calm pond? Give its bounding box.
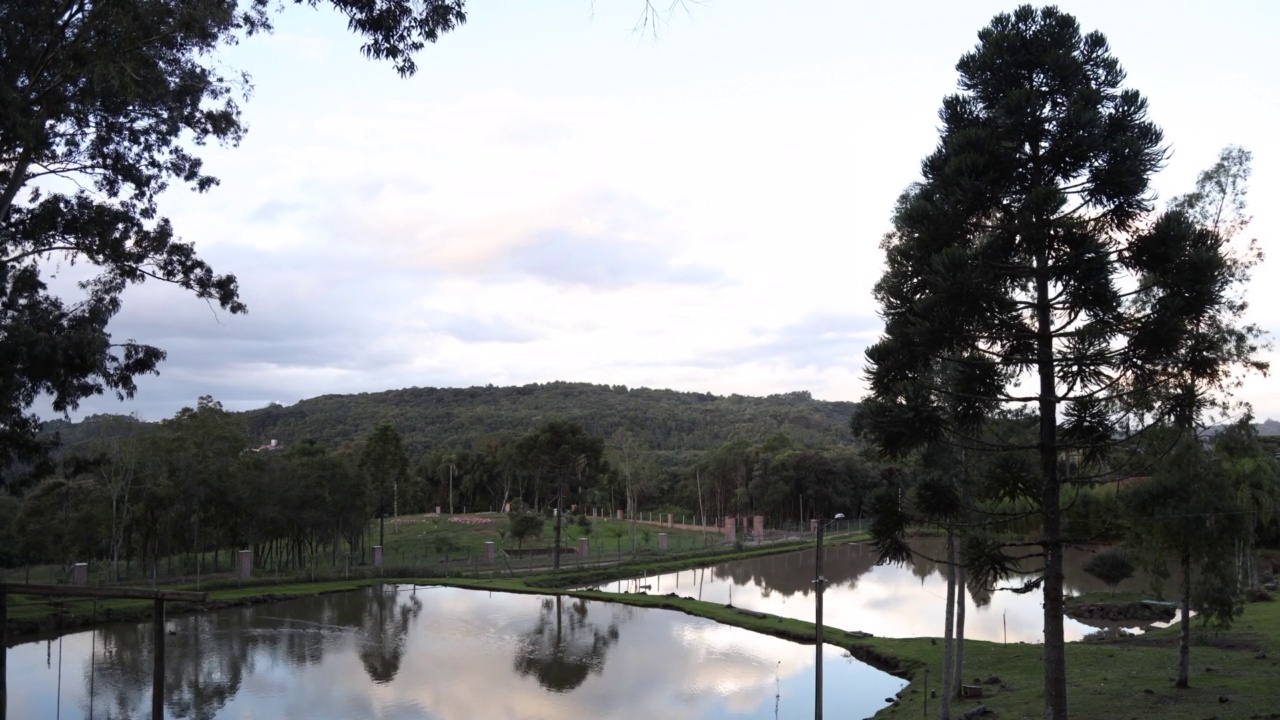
[7,586,905,719]
[599,538,1174,643]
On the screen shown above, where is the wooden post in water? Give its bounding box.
[153,598,165,720]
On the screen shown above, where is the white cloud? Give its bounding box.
[46,0,1279,422]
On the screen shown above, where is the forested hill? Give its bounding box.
[44,383,860,462]
[240,383,858,459]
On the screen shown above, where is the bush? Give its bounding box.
[1084,548,1135,595]
[507,510,545,549]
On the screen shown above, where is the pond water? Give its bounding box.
[598,538,1175,644]
[6,586,906,720]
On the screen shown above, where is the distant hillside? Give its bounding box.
[43,392,1280,467]
[1257,419,1280,436]
[238,382,859,460]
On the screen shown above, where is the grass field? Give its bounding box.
[857,599,1280,720]
[374,511,727,563]
[2,511,729,586]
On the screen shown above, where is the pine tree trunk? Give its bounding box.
[1176,550,1192,688]
[940,530,956,720]
[1036,249,1068,720]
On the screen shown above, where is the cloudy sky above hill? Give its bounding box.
[55,0,1280,422]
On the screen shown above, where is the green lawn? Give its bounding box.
[860,599,1280,720]
[372,512,726,564]
[2,512,728,586]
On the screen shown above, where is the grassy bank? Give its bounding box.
[860,598,1280,720]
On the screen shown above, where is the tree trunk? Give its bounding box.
[954,563,967,698]
[110,492,121,582]
[1036,247,1068,720]
[628,488,638,554]
[940,530,956,720]
[553,474,564,570]
[1176,550,1192,688]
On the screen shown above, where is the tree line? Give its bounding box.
[2,395,890,574]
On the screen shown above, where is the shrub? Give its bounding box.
[507,503,545,549]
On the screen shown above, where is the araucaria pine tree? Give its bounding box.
[855,6,1264,719]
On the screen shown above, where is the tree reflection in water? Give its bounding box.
[88,609,256,720]
[513,595,621,693]
[75,587,425,717]
[0,585,907,720]
[712,543,882,597]
[359,587,423,684]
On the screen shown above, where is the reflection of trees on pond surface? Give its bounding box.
[359,587,423,684]
[513,596,622,693]
[75,587,424,717]
[699,538,1176,606]
[77,626,152,720]
[162,616,245,720]
[86,611,256,720]
[711,543,881,597]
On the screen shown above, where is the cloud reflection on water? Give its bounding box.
[602,539,1174,644]
[6,586,904,719]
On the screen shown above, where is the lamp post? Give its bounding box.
[814,512,845,720]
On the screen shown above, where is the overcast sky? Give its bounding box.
[56,0,1280,423]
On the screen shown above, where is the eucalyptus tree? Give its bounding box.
[1116,145,1272,688]
[157,396,247,580]
[89,415,148,580]
[607,429,659,552]
[439,454,459,515]
[1213,417,1280,587]
[1123,432,1248,688]
[854,8,1263,717]
[0,0,466,473]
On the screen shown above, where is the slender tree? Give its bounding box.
[359,424,409,548]
[1124,433,1248,688]
[855,8,1262,718]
